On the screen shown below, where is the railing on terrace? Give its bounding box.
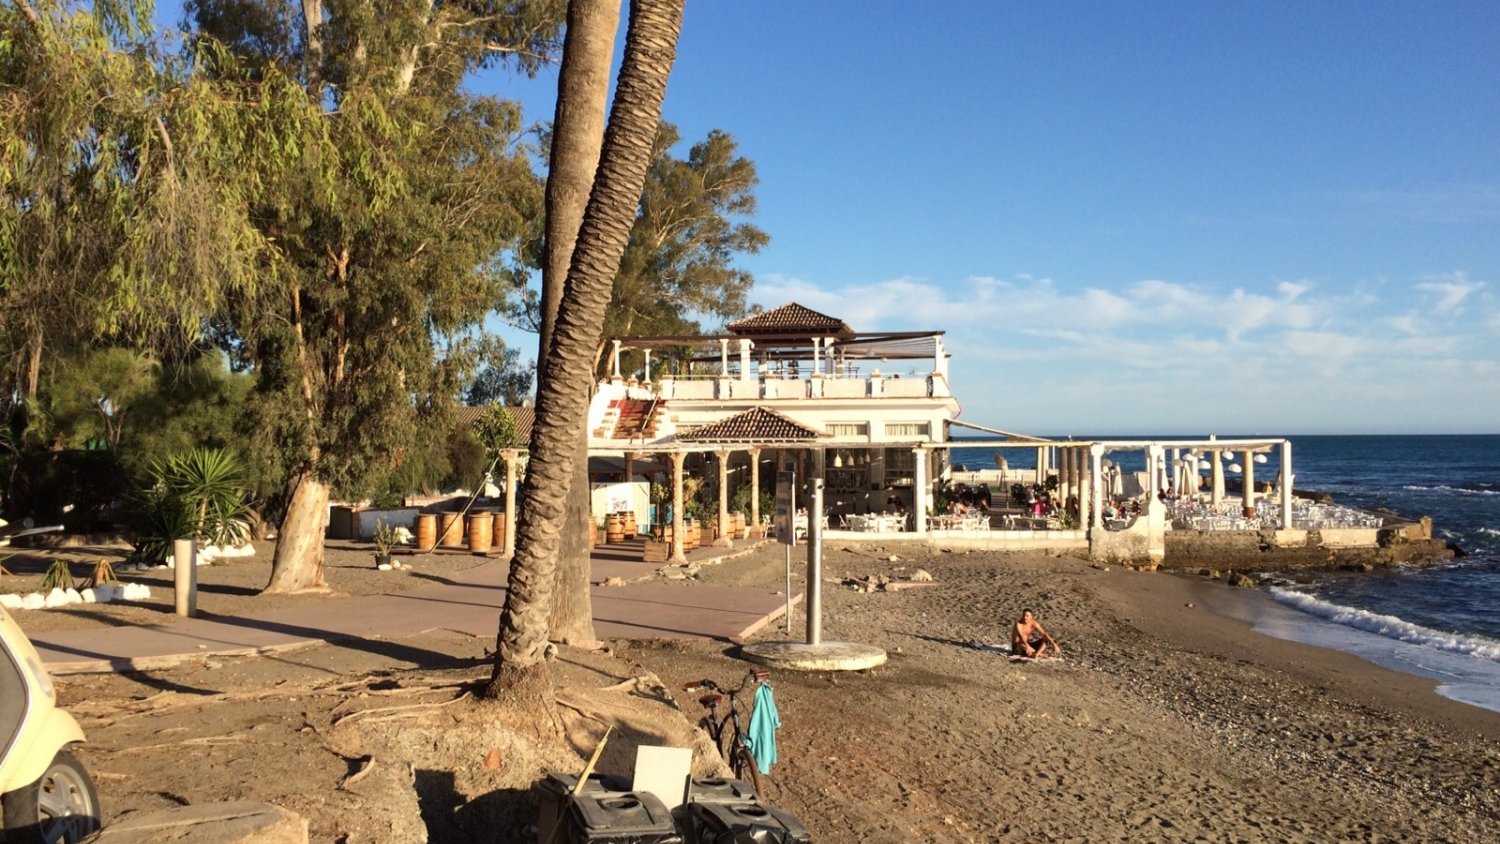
[1166,499,1384,531]
[647,371,948,401]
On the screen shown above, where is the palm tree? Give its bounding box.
[540,0,623,647]
[488,0,685,699]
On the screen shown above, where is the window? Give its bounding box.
[827,422,869,438]
[884,422,930,439]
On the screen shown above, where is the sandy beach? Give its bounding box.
[20,540,1500,842]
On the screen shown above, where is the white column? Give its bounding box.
[642,349,652,383]
[1280,440,1294,529]
[611,340,622,379]
[811,337,822,375]
[715,450,732,547]
[1210,449,1224,507]
[670,451,687,563]
[738,339,753,378]
[718,338,729,373]
[1077,448,1091,527]
[1088,444,1104,530]
[1036,447,1046,487]
[1242,449,1256,516]
[912,447,929,534]
[748,447,762,533]
[1146,445,1162,500]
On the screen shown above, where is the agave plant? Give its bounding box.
[40,559,74,591]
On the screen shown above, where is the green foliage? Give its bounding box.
[464,340,535,407]
[731,483,772,522]
[40,348,160,450]
[128,447,251,564]
[475,404,521,463]
[506,122,768,369]
[603,123,767,341]
[40,559,74,591]
[371,519,398,556]
[190,1,564,505]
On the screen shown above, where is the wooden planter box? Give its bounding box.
[642,541,672,563]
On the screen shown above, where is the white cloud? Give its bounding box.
[1416,272,1484,315]
[750,269,1500,432]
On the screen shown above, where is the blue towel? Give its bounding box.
[744,683,781,775]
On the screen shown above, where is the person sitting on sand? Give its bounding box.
[1011,608,1060,659]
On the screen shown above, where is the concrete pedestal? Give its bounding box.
[739,640,887,672]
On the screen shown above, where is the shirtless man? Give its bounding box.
[1011,608,1060,659]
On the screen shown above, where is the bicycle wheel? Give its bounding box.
[730,742,768,799]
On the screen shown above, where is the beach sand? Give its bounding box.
[26,540,1500,842]
[638,541,1500,842]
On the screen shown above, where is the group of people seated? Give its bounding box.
[943,481,993,515]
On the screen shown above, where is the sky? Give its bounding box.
[150,1,1500,435]
[480,1,1500,435]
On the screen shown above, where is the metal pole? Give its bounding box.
[173,538,197,617]
[806,479,824,645]
[784,544,792,633]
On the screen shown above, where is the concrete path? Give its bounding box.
[29,540,797,675]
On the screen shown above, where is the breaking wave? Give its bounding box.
[1268,588,1500,662]
[1401,484,1499,497]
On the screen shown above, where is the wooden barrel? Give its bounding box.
[439,512,464,548]
[492,518,506,551]
[416,513,437,550]
[623,511,637,536]
[685,520,700,550]
[606,513,625,544]
[466,511,493,553]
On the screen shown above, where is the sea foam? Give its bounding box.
[1268,587,1500,662]
[1401,484,1499,496]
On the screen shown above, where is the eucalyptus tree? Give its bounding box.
[490,0,682,698]
[0,0,256,402]
[176,0,566,593]
[606,123,766,340]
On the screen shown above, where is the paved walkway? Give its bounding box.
[29,539,797,675]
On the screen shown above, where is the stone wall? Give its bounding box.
[1162,522,1453,573]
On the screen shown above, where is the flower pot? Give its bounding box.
[374,553,393,568]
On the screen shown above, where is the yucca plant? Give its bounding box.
[159,448,250,546]
[127,448,251,564]
[40,559,74,591]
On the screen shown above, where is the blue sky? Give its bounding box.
[158,1,1500,434]
[484,1,1500,435]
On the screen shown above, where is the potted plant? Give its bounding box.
[372,521,398,568]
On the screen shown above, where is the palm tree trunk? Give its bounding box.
[541,0,622,646]
[488,0,684,697]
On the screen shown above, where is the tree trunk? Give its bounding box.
[541,0,621,646]
[263,471,330,593]
[539,0,621,358]
[489,0,684,697]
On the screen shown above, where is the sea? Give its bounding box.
[950,434,1500,714]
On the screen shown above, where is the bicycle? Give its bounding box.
[684,669,771,797]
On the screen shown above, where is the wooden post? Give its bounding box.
[502,449,518,556]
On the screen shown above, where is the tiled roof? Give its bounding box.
[454,405,534,447]
[676,407,823,444]
[728,302,854,337]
